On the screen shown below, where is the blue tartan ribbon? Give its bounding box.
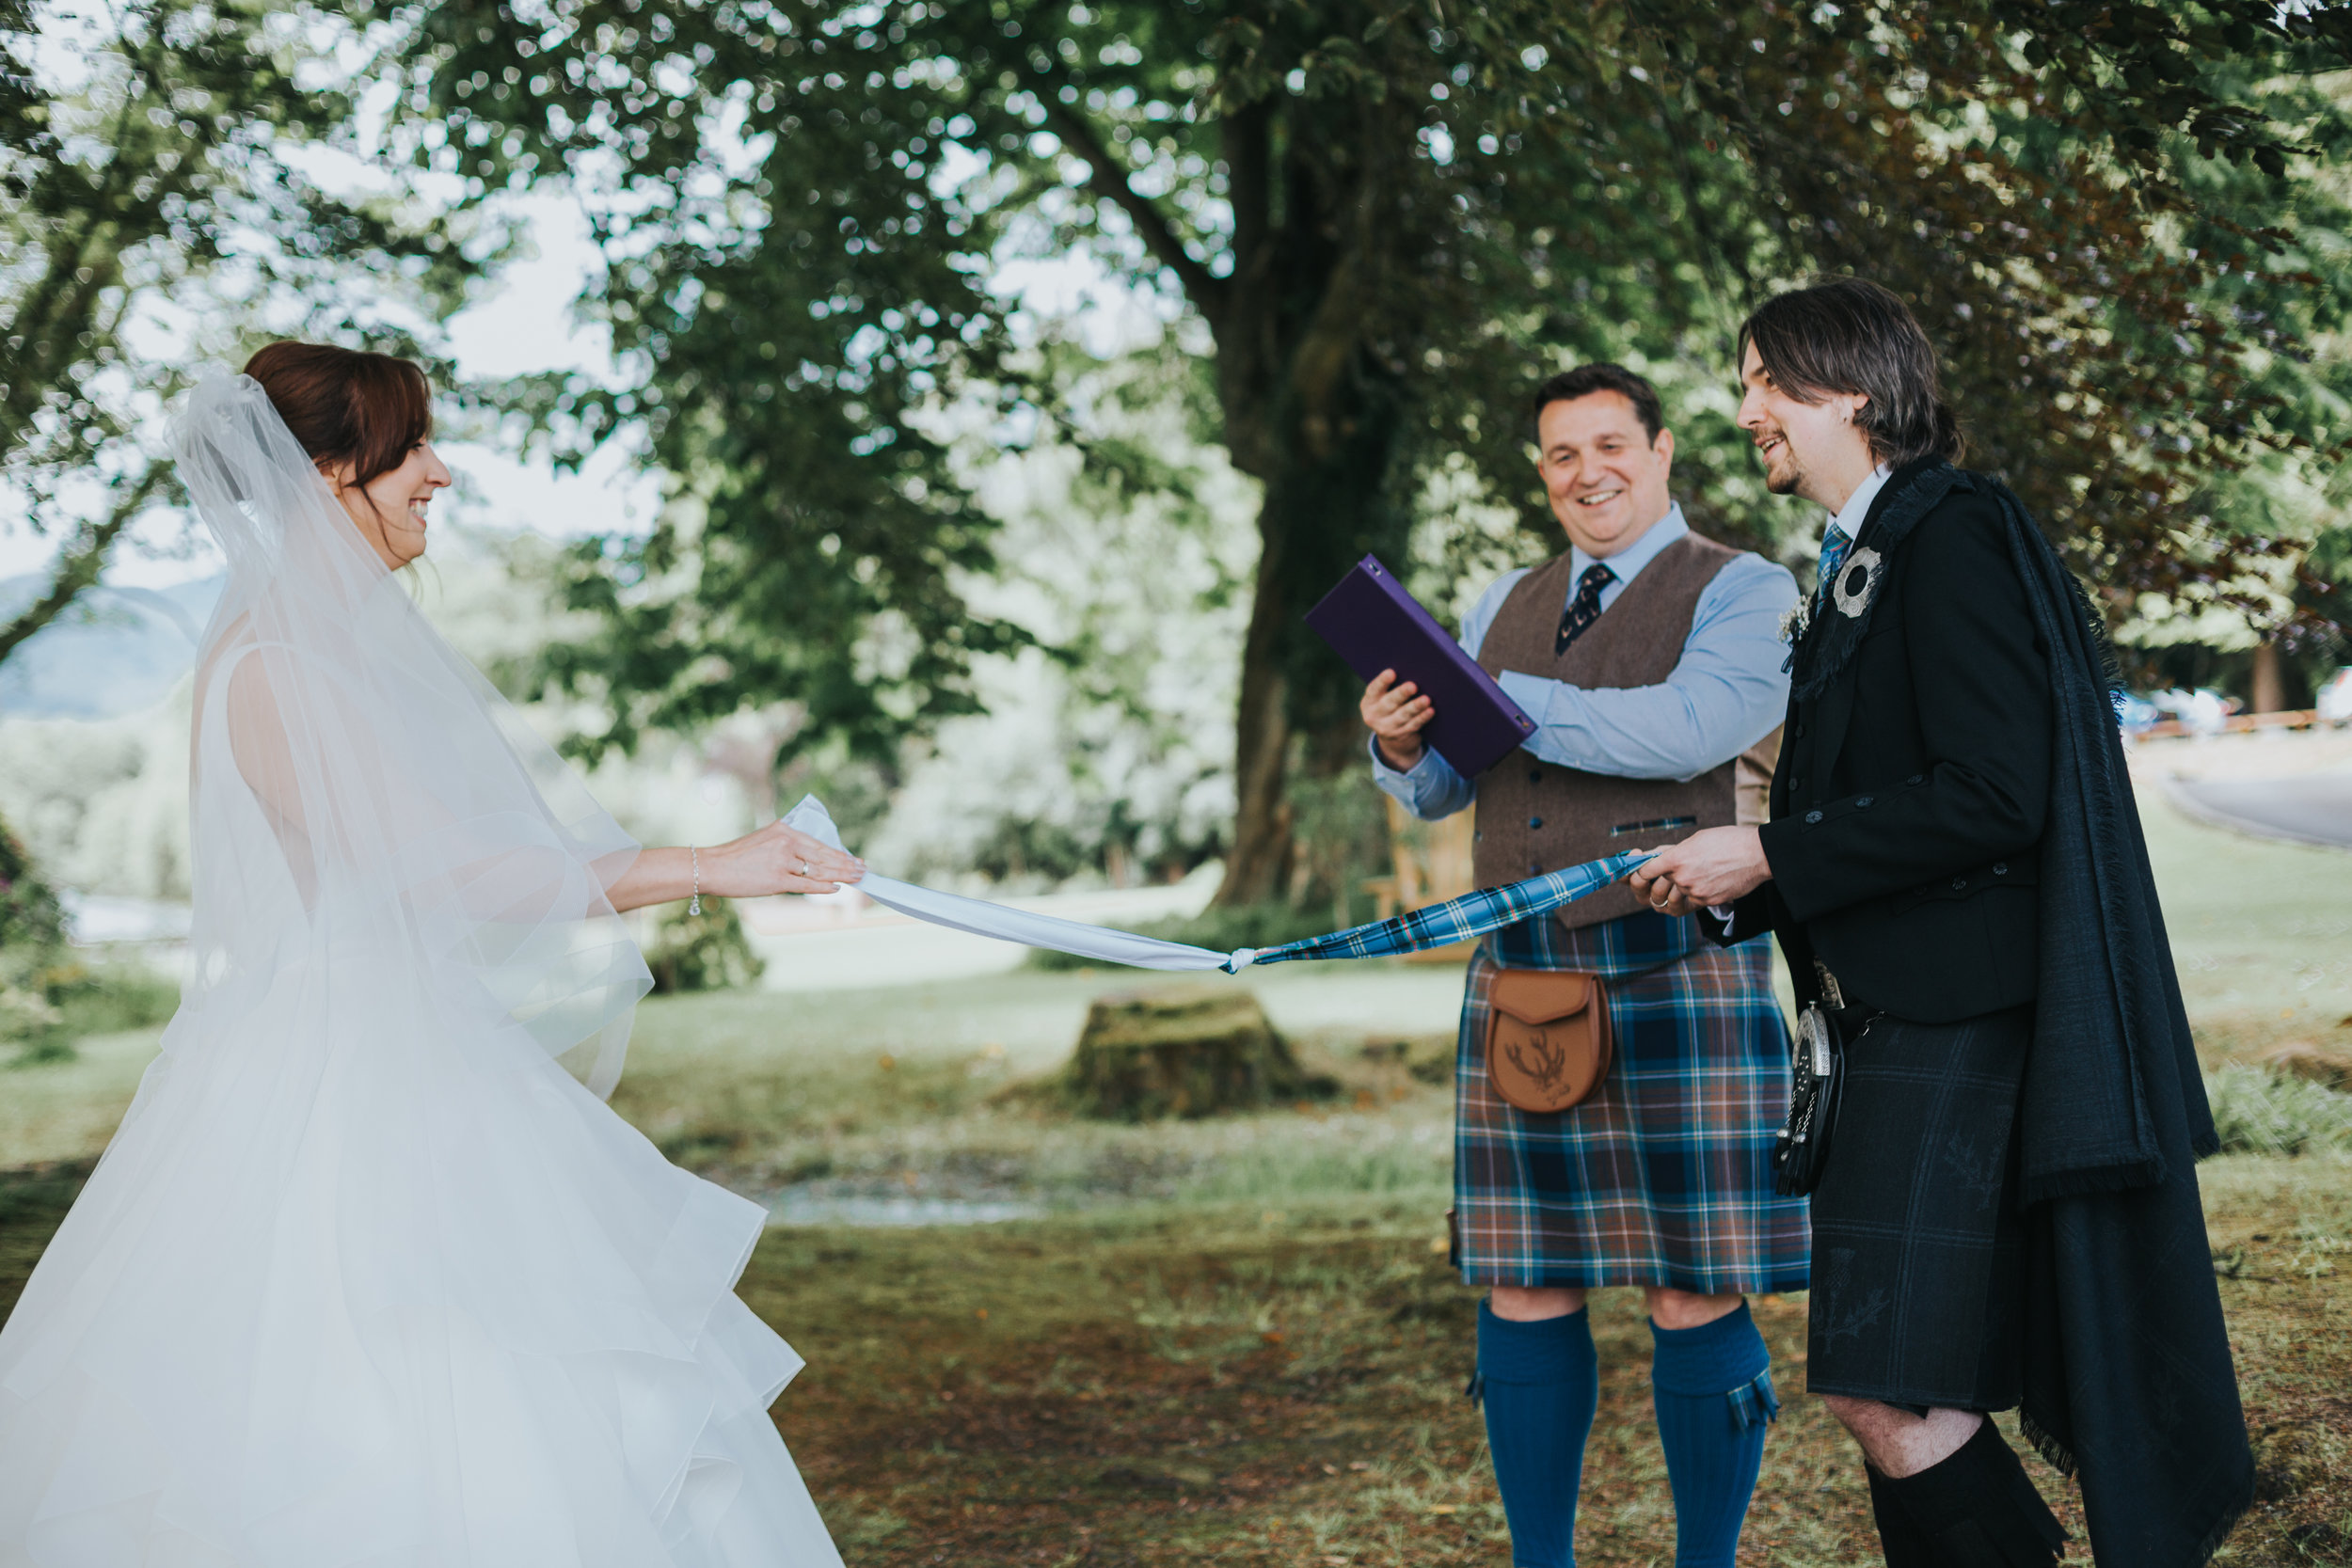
[1227,848,1659,972]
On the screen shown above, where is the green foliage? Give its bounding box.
[0,814,62,953]
[0,948,179,1069]
[39,960,178,1038]
[0,0,481,667]
[1284,761,1391,927]
[2206,1063,2352,1157]
[0,812,71,1066]
[402,0,2352,894]
[644,897,768,994]
[0,971,66,1066]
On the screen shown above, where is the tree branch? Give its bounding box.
[1036,94,1226,314]
[0,468,164,668]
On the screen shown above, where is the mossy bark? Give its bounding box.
[1060,987,1322,1122]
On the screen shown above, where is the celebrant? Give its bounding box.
[1360,363,1803,1568]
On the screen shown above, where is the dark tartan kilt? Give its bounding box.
[1454,926,1811,1294]
[1804,1005,2033,1412]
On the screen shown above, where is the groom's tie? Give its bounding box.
[1815,522,1854,610]
[1555,562,1616,653]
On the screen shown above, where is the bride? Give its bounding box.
[0,344,864,1567]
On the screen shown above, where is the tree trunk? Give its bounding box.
[1201,100,1413,909]
[1222,521,1296,905]
[1215,383,1407,907]
[2250,640,2285,715]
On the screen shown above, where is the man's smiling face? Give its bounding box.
[1536,390,1675,560]
[1736,342,1867,506]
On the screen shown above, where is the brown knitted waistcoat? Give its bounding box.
[1472,531,1741,929]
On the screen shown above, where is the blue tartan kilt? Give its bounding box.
[1454,914,1811,1294]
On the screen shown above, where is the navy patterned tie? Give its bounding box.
[1555,562,1616,653]
[1815,522,1854,610]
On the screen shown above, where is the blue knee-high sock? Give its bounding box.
[1648,1301,1778,1568]
[1477,1300,1598,1568]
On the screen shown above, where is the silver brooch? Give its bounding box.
[1830,545,1883,619]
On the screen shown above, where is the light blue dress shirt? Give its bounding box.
[1371,503,1799,820]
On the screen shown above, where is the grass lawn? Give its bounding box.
[3,785,2347,1562]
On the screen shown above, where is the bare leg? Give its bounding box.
[1489,1284,1586,1322]
[1822,1395,1982,1478]
[1643,1286,1742,1330]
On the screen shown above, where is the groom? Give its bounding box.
[1633,277,2251,1565]
[1361,363,1805,1566]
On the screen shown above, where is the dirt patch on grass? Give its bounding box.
[747,1223,1922,1566]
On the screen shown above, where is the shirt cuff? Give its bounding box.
[1365,732,1439,781]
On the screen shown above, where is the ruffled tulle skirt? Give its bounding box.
[0,956,841,1568]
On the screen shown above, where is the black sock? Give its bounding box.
[1879,1419,2067,1567]
[1864,1463,1943,1568]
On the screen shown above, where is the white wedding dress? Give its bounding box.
[0,378,844,1568]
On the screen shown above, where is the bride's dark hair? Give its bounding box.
[242,342,432,491]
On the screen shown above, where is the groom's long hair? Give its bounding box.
[1738,277,1963,468]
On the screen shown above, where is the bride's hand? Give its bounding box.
[707,821,866,896]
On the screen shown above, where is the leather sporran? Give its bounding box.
[1484,969,1612,1114]
[1772,1003,1845,1196]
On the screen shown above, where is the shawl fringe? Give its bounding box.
[2018,1407,2078,1481]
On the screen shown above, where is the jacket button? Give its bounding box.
[1529,816,1543,830]
[1529,769,1543,784]
[1951,877,1966,891]
[1804,810,1824,824]
[1795,721,1806,737]
[1994,863,2008,875]
[1857,796,1874,807]
[1528,862,1541,875]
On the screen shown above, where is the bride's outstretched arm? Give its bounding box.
[604,819,866,913]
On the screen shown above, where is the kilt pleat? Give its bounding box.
[1453,919,1811,1294]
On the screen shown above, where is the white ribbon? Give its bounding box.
[781,796,1254,972]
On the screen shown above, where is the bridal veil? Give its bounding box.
[0,374,842,1568]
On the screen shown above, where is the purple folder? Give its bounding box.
[1304,554,1537,779]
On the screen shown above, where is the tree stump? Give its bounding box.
[1060,986,1321,1121]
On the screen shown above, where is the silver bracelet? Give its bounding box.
[689,846,701,916]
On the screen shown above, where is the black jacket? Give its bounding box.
[1717,455,2051,1022]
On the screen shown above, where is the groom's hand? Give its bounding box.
[1361,669,1434,770]
[1627,826,1772,913]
